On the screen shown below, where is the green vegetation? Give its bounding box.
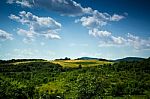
[0,58,150,99]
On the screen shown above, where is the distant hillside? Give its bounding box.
[114,57,145,62]
[76,57,99,60]
[76,57,145,62]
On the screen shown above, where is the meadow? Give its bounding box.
[51,59,112,68]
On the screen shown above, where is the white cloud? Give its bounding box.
[97,33,150,50]
[0,29,13,40]
[98,36,126,47]
[9,14,20,20]
[127,33,150,50]
[89,28,111,37]
[75,15,107,29]
[87,28,127,47]
[7,0,32,7]
[111,36,126,44]
[110,14,125,21]
[17,28,35,38]
[75,13,125,28]
[75,10,111,28]
[9,11,61,42]
[43,33,61,39]
[16,0,32,7]
[17,28,35,43]
[9,11,61,31]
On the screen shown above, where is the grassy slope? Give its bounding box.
[51,59,112,68]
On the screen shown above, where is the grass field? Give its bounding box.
[51,59,112,68]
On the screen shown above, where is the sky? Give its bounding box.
[0,0,150,60]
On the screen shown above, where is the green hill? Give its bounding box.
[114,57,145,62]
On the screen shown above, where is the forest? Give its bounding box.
[0,58,150,99]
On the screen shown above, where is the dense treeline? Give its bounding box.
[0,58,150,98]
[0,59,46,63]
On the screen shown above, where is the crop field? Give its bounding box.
[51,59,112,68]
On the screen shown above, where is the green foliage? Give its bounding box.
[75,73,107,98]
[0,58,150,98]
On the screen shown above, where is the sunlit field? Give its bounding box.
[51,59,112,68]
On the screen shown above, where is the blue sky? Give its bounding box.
[0,0,150,60]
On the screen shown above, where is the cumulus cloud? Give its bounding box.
[127,33,150,50]
[87,28,127,47]
[9,11,61,42]
[75,11,124,29]
[111,36,126,44]
[17,29,35,43]
[7,0,32,7]
[110,14,125,21]
[9,11,61,31]
[75,15,107,29]
[17,28,35,38]
[43,32,61,39]
[0,29,13,40]
[97,32,150,50]
[97,35,126,47]
[89,28,111,37]
[86,28,149,50]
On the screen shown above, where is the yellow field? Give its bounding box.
[51,59,112,68]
